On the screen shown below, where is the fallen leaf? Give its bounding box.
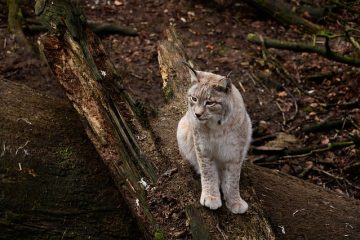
[277,91,287,97]
[206,43,215,50]
[320,135,330,145]
[265,132,299,148]
[114,0,123,6]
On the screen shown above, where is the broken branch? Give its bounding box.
[247,33,360,67]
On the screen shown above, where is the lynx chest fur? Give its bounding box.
[177,66,252,214]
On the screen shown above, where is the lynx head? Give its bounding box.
[185,64,233,127]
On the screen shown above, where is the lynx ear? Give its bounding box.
[215,77,231,93]
[182,61,199,83]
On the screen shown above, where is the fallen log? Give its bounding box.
[249,165,360,239]
[247,33,360,67]
[302,118,355,133]
[26,19,138,36]
[36,0,158,238]
[253,140,355,163]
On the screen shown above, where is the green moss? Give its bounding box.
[163,84,174,101]
[57,146,76,169]
[302,106,313,113]
[57,146,73,160]
[154,230,165,240]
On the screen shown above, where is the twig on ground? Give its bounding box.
[1,142,6,157]
[15,140,30,155]
[345,28,360,55]
[238,80,246,92]
[344,178,360,191]
[216,223,229,240]
[303,118,354,133]
[253,141,355,162]
[312,166,343,180]
[251,134,277,145]
[17,118,32,125]
[275,101,287,126]
[303,71,335,83]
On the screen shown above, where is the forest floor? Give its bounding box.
[0,0,359,239]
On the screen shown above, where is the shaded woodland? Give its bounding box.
[1,0,359,239]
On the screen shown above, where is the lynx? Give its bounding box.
[176,64,252,214]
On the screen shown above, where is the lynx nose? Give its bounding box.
[195,113,202,119]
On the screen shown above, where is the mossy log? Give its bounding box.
[247,33,360,67]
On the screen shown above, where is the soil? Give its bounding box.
[0,0,359,239]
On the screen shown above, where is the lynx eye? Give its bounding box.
[191,96,198,102]
[205,101,216,106]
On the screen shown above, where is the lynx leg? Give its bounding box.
[198,157,222,210]
[177,117,200,173]
[221,161,248,214]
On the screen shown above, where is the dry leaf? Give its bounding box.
[277,91,288,97]
[114,0,123,6]
[320,135,330,145]
[206,44,215,50]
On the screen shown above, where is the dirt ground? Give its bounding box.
[0,0,359,239]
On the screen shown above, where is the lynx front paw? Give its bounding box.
[226,198,248,214]
[200,192,222,210]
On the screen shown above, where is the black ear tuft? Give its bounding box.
[182,61,199,83]
[214,77,231,93]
